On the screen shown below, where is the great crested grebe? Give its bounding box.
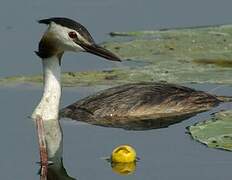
[32,18,232,174]
[32,17,120,121]
[31,17,120,174]
[61,82,231,130]
[32,18,120,120]
[31,17,231,131]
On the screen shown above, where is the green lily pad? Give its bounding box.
[1,25,232,86]
[0,70,129,87]
[103,25,232,84]
[188,110,232,151]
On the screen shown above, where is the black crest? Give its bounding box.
[38,17,95,44]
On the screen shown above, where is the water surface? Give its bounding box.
[0,84,232,179]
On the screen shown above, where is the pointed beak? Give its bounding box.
[75,40,121,61]
[84,44,121,61]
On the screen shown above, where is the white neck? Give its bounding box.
[32,56,63,161]
[32,56,61,121]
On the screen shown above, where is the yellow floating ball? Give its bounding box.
[111,145,137,163]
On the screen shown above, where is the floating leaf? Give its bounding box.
[2,25,232,86]
[188,110,232,151]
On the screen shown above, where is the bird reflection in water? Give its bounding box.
[36,119,75,180]
[46,161,75,180]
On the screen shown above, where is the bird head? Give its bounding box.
[36,17,121,61]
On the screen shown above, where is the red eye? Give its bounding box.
[68,31,77,39]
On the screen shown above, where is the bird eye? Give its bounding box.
[68,31,77,39]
